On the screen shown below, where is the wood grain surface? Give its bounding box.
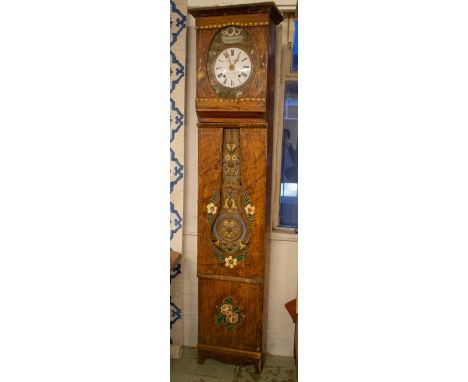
[198,278,263,351]
[197,128,267,279]
[189,2,283,25]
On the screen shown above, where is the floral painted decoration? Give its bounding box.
[224,255,238,268]
[215,296,244,330]
[207,192,218,221]
[245,203,255,217]
[244,192,255,223]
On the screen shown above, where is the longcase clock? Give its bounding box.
[188,3,283,373]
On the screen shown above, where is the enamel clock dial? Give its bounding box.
[207,26,256,98]
[213,47,252,89]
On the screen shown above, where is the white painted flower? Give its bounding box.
[244,204,255,216]
[207,202,217,215]
[224,256,238,268]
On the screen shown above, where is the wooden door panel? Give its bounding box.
[198,277,263,352]
[197,127,267,279]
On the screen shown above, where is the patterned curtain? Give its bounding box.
[170,0,186,359]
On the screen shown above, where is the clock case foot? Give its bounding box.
[197,343,264,374]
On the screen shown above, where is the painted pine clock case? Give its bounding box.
[189,3,283,373]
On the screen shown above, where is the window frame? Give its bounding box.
[271,12,298,234]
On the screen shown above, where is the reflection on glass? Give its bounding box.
[291,19,298,72]
[279,81,298,227]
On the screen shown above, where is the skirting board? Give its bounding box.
[170,344,183,359]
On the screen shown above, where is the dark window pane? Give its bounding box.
[279,81,298,227]
[291,18,298,72]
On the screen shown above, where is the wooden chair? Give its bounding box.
[285,298,298,367]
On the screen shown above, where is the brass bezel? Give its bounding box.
[207,26,257,99]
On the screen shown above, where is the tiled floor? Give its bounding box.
[171,347,297,382]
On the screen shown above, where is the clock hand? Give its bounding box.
[223,51,232,65]
[233,51,242,65]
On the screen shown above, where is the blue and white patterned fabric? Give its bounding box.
[170,0,186,360]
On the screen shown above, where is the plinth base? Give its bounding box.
[197,343,264,374]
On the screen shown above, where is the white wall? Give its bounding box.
[182,4,298,357]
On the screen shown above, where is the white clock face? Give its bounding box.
[213,47,252,89]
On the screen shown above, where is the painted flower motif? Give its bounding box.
[216,296,243,330]
[207,202,217,215]
[220,304,232,315]
[224,256,238,268]
[244,204,255,216]
[226,312,239,324]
